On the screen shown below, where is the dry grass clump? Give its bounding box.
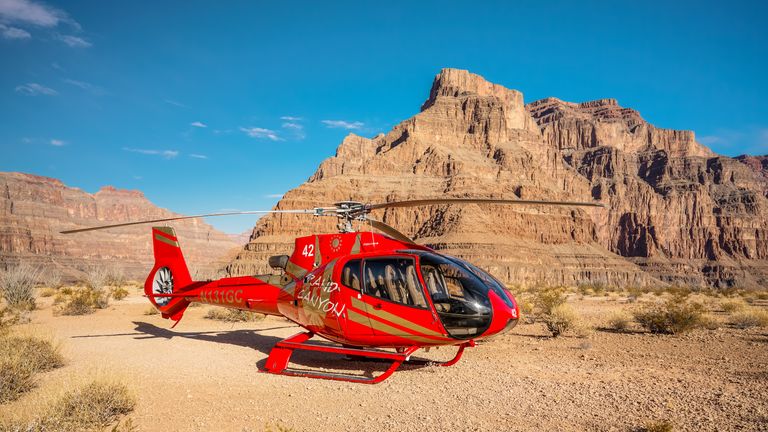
[540,304,588,337]
[54,286,110,316]
[110,286,129,301]
[728,308,768,329]
[640,419,674,432]
[606,310,633,332]
[204,307,265,322]
[38,287,57,298]
[82,266,110,291]
[143,306,160,316]
[5,380,135,431]
[1,263,41,311]
[633,300,705,334]
[0,334,63,403]
[720,298,748,313]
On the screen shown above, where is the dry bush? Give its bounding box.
[7,380,135,431]
[82,266,110,291]
[54,287,110,316]
[106,266,126,287]
[1,264,41,310]
[606,310,633,332]
[699,313,722,330]
[541,304,586,337]
[633,300,705,334]
[640,420,674,432]
[143,306,159,316]
[110,287,129,301]
[720,298,748,313]
[728,308,768,329]
[0,334,63,404]
[41,270,63,289]
[38,287,56,298]
[533,287,566,315]
[204,307,265,322]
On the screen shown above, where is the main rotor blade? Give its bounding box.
[366,197,603,212]
[367,218,415,244]
[59,209,323,234]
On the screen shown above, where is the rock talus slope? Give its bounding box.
[228,69,768,289]
[0,172,240,279]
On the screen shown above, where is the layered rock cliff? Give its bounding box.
[227,69,768,289]
[0,172,240,280]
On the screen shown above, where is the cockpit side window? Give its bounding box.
[363,257,427,308]
[340,259,361,290]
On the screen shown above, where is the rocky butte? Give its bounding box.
[227,68,768,289]
[0,172,240,280]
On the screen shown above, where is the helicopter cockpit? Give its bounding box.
[340,250,516,339]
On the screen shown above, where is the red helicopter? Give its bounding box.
[63,198,600,383]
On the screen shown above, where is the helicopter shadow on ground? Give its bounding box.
[128,321,433,378]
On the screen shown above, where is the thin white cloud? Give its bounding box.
[240,126,281,141]
[264,194,284,199]
[280,116,302,121]
[282,122,302,130]
[698,127,768,156]
[190,121,207,128]
[62,78,104,95]
[123,147,179,159]
[164,99,187,108]
[57,33,90,47]
[50,138,65,146]
[0,23,30,39]
[0,0,69,27]
[15,82,57,96]
[321,119,364,130]
[189,153,208,159]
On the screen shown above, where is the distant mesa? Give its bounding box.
[227,68,768,289]
[0,172,239,280]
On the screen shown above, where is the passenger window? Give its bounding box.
[341,260,361,290]
[363,258,427,308]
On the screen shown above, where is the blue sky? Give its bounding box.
[1,1,767,234]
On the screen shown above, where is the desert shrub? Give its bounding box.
[0,334,63,403]
[204,307,265,322]
[143,306,159,316]
[54,287,110,316]
[83,266,110,291]
[720,298,748,313]
[9,380,136,431]
[110,287,129,301]
[698,313,722,330]
[640,420,674,432]
[533,287,566,315]
[541,304,584,337]
[606,310,633,332]
[38,287,57,298]
[1,264,41,310]
[728,308,768,329]
[41,270,63,289]
[633,300,705,334]
[106,266,126,287]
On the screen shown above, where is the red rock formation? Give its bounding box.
[0,172,239,280]
[227,68,768,289]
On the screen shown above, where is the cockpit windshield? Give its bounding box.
[410,251,493,338]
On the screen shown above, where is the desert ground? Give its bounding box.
[2,289,767,432]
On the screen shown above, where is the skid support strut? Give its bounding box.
[261,331,474,384]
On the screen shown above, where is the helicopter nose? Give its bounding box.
[484,290,520,337]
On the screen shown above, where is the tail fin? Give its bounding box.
[144,226,193,324]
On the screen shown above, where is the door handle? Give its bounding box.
[373,303,383,310]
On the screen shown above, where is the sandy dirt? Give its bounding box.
[2,293,767,432]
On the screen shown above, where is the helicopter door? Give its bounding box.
[360,257,443,342]
[338,259,374,336]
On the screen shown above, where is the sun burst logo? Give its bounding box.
[330,235,342,253]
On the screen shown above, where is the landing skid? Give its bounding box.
[261,331,474,384]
